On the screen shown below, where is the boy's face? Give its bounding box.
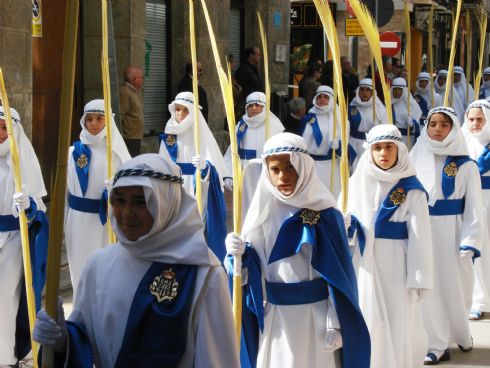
[266,154,299,197]
[427,113,452,142]
[315,93,330,107]
[371,142,398,170]
[111,186,154,241]
[454,73,462,83]
[85,113,106,136]
[467,107,486,134]
[392,88,403,99]
[0,120,7,143]
[418,80,428,89]
[175,104,189,123]
[359,87,372,102]
[437,75,447,86]
[247,103,263,117]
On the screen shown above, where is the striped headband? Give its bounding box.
[366,135,403,144]
[113,168,184,186]
[246,99,266,106]
[263,146,310,157]
[359,82,373,89]
[0,111,20,124]
[175,97,194,105]
[85,109,105,114]
[466,101,490,112]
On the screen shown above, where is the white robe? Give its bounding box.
[392,92,423,150]
[463,131,490,313]
[418,157,484,350]
[301,108,343,198]
[350,188,432,368]
[65,141,129,297]
[246,201,338,368]
[70,244,239,368]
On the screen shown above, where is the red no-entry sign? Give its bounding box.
[380,31,401,57]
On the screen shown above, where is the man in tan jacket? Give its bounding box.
[120,66,144,157]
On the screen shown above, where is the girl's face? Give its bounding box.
[418,80,428,89]
[392,88,403,99]
[0,120,7,144]
[266,154,299,196]
[371,142,398,170]
[111,186,154,241]
[427,113,452,142]
[359,87,372,102]
[247,103,264,117]
[315,93,330,107]
[175,104,189,123]
[466,107,486,134]
[85,113,106,136]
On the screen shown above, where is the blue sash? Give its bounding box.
[160,133,178,162]
[0,214,20,232]
[348,215,366,256]
[310,144,357,166]
[348,106,366,140]
[16,207,49,360]
[68,191,108,225]
[429,198,465,216]
[72,141,91,197]
[481,176,490,190]
[414,94,429,121]
[374,176,426,240]
[235,120,258,160]
[238,148,257,160]
[265,278,329,305]
[115,263,198,367]
[235,207,370,368]
[441,155,473,199]
[299,114,323,146]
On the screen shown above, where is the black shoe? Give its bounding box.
[424,349,450,365]
[458,337,474,352]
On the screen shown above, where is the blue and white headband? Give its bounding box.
[366,135,403,144]
[466,100,490,112]
[0,110,20,124]
[113,168,184,186]
[175,96,194,105]
[262,146,310,157]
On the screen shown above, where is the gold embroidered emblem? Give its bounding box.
[351,108,358,116]
[443,162,458,177]
[150,269,179,303]
[239,124,246,132]
[308,117,316,125]
[299,209,321,226]
[76,154,88,169]
[389,187,407,206]
[166,135,176,147]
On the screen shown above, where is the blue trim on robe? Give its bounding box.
[299,113,323,146]
[72,141,91,197]
[482,176,490,189]
[414,94,429,123]
[177,162,195,175]
[442,155,473,199]
[348,106,366,140]
[14,204,49,360]
[460,245,481,261]
[429,198,465,216]
[236,119,248,148]
[201,162,227,262]
[310,144,357,167]
[374,176,427,240]
[159,133,178,162]
[477,144,490,176]
[265,278,329,305]
[68,191,108,225]
[0,214,20,231]
[348,214,366,256]
[115,263,198,367]
[234,208,371,368]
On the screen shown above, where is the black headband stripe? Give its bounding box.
[0,111,20,124]
[113,168,184,185]
[367,135,403,144]
[175,97,194,104]
[85,109,105,114]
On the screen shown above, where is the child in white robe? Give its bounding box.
[410,106,485,365]
[348,78,387,169]
[33,154,240,367]
[453,66,475,110]
[65,99,130,296]
[159,92,228,260]
[462,100,490,320]
[434,70,466,123]
[225,133,370,368]
[299,85,353,198]
[347,124,433,368]
[0,106,48,366]
[414,72,443,124]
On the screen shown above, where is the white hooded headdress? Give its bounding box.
[462,100,490,157]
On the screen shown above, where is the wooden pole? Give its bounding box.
[444,0,463,107]
[428,4,434,107]
[257,13,271,140]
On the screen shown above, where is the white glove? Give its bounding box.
[223,177,234,192]
[343,213,352,233]
[324,328,343,352]
[460,249,475,259]
[33,299,67,352]
[406,117,415,128]
[104,178,113,191]
[12,192,30,214]
[330,139,340,150]
[191,155,207,170]
[225,232,245,257]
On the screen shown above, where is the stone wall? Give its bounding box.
[0,0,32,136]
